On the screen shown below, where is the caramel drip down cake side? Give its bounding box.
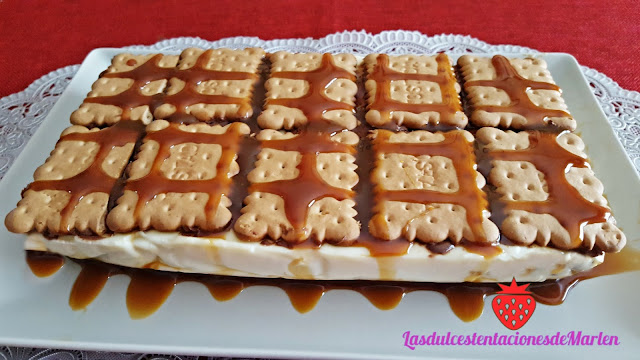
[71,48,265,127]
[364,53,467,130]
[458,55,575,131]
[476,128,625,252]
[369,130,499,245]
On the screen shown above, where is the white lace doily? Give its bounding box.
[0,30,639,360]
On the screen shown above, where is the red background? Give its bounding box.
[1,0,639,98]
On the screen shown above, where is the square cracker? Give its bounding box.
[71,53,179,126]
[369,130,498,244]
[154,47,265,122]
[459,55,575,130]
[5,124,139,235]
[257,52,358,130]
[364,54,467,129]
[107,120,250,233]
[476,128,625,252]
[234,130,360,243]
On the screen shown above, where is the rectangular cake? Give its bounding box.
[5,49,627,283]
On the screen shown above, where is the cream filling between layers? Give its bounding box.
[25,231,602,282]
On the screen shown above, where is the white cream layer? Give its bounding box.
[25,231,602,282]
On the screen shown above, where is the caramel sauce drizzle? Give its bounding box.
[266,53,355,132]
[124,122,246,230]
[85,50,258,122]
[26,122,143,234]
[85,54,168,119]
[250,54,357,241]
[371,130,489,243]
[464,55,571,127]
[367,53,462,126]
[250,132,355,240]
[486,131,610,247]
[351,125,413,256]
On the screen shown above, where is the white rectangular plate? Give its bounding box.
[0,49,638,359]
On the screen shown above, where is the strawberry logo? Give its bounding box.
[491,278,536,330]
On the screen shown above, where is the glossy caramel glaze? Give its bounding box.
[371,130,491,244]
[25,251,64,277]
[349,123,413,256]
[464,55,571,128]
[267,53,355,132]
[485,131,610,248]
[123,122,246,231]
[250,132,355,240]
[250,54,357,241]
[367,54,462,127]
[26,122,143,234]
[86,50,258,123]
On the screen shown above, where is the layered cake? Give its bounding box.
[5,50,626,282]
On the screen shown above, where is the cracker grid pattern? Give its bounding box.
[479,129,623,251]
[72,48,263,126]
[5,123,142,235]
[460,55,574,130]
[365,54,466,129]
[236,52,360,243]
[370,130,496,244]
[236,131,358,243]
[107,121,248,232]
[155,48,262,122]
[7,50,628,259]
[258,52,357,130]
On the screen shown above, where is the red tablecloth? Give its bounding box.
[1,0,639,97]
